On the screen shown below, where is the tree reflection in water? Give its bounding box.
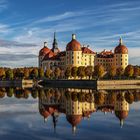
[0,87,140,133]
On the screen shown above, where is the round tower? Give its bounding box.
[114,93,129,128]
[39,42,50,67]
[114,38,128,69]
[66,34,82,67]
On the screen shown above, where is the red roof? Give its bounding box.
[97,50,114,58]
[66,115,82,126]
[114,44,128,54]
[82,47,95,54]
[115,111,128,120]
[39,47,50,56]
[66,36,81,51]
[42,51,56,61]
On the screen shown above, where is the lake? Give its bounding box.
[0,87,140,140]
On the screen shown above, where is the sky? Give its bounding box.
[0,0,140,67]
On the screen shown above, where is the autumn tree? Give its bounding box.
[45,69,52,78]
[77,66,85,79]
[71,67,78,79]
[24,68,30,79]
[125,92,134,104]
[31,68,38,79]
[39,68,44,79]
[65,67,71,79]
[85,66,93,79]
[54,67,61,79]
[116,67,124,79]
[124,65,134,78]
[133,66,139,78]
[0,68,5,80]
[94,92,105,105]
[93,65,105,79]
[108,66,116,79]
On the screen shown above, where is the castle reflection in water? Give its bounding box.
[0,87,140,133]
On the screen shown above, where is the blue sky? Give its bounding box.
[0,0,140,67]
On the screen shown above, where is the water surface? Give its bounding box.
[0,87,140,140]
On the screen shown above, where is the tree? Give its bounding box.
[133,66,139,78]
[39,68,44,79]
[94,92,105,105]
[45,69,52,78]
[125,92,134,104]
[54,67,61,79]
[71,92,78,102]
[85,66,93,79]
[31,68,38,79]
[0,68,5,80]
[7,88,14,97]
[24,68,30,79]
[77,66,85,79]
[124,65,134,78]
[6,69,14,80]
[108,66,116,79]
[65,67,71,79]
[116,67,124,79]
[93,65,105,79]
[71,67,78,79]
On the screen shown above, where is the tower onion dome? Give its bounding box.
[115,111,128,128]
[66,115,82,134]
[66,115,82,126]
[39,108,50,118]
[39,42,50,56]
[66,34,81,51]
[114,38,128,54]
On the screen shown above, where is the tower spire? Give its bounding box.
[72,126,76,135]
[52,32,59,53]
[120,119,124,128]
[119,37,123,45]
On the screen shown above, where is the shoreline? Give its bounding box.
[40,79,140,89]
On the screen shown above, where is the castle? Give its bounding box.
[39,33,128,71]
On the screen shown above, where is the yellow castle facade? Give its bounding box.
[39,33,128,71]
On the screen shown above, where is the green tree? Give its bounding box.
[6,69,14,80]
[7,88,14,97]
[124,65,134,78]
[93,65,105,79]
[77,66,85,79]
[116,67,124,79]
[71,67,78,79]
[65,67,71,79]
[85,66,93,79]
